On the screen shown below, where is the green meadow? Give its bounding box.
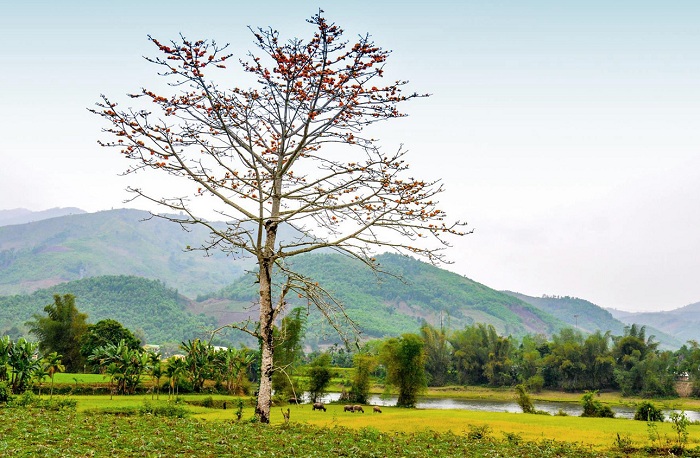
[3,392,698,456]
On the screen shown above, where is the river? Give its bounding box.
[310,392,700,422]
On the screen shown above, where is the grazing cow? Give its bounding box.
[352,405,365,413]
[373,405,382,413]
[344,405,354,412]
[312,402,327,412]
[288,397,300,404]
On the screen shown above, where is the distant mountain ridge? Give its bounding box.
[0,207,86,227]
[504,292,684,349]
[607,301,700,346]
[0,208,697,348]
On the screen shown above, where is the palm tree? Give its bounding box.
[165,357,187,398]
[147,351,163,400]
[43,352,65,398]
[33,365,49,396]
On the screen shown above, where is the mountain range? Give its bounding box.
[0,208,693,349]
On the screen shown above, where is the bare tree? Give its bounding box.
[92,11,467,423]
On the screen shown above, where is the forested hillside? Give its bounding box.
[0,276,216,345]
[0,209,249,297]
[202,252,567,344]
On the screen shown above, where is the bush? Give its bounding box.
[466,424,491,441]
[525,375,544,393]
[0,381,10,403]
[514,384,534,414]
[614,433,635,453]
[580,391,614,418]
[634,401,664,422]
[8,392,76,411]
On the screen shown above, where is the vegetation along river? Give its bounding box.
[312,392,700,421]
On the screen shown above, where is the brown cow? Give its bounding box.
[373,405,382,413]
[352,405,365,413]
[343,405,354,412]
[312,402,327,412]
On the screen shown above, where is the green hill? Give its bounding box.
[0,208,249,298]
[202,252,567,344]
[0,275,216,344]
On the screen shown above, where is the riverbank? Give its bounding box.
[415,385,700,412]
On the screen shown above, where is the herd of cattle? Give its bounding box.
[311,402,382,413]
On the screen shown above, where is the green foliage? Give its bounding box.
[633,401,664,422]
[80,319,141,369]
[381,333,426,407]
[7,338,40,394]
[8,391,76,410]
[272,308,306,398]
[450,323,514,386]
[0,380,10,403]
[580,391,614,418]
[1,276,217,345]
[26,294,87,372]
[613,433,635,454]
[88,340,149,395]
[669,411,690,449]
[306,353,332,403]
[350,353,378,404]
[514,384,535,414]
[420,323,452,386]
[466,424,492,441]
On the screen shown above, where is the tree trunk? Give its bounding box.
[255,257,275,423]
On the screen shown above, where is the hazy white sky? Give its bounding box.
[1,1,699,312]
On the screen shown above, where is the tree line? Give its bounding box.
[5,293,700,408]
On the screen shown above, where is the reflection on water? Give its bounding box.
[312,392,700,422]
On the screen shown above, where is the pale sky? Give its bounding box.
[1,1,699,312]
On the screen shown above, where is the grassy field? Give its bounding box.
[22,378,700,455]
[0,405,615,458]
[20,392,697,452]
[3,394,700,457]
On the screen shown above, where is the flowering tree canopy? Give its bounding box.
[92,12,468,423]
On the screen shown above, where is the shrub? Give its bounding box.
[634,401,664,422]
[514,384,534,414]
[0,381,10,403]
[613,433,635,453]
[466,424,491,441]
[670,411,690,450]
[525,375,544,393]
[8,392,76,411]
[580,391,614,418]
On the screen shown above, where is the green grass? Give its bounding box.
[0,404,640,457]
[8,392,699,453]
[51,373,111,384]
